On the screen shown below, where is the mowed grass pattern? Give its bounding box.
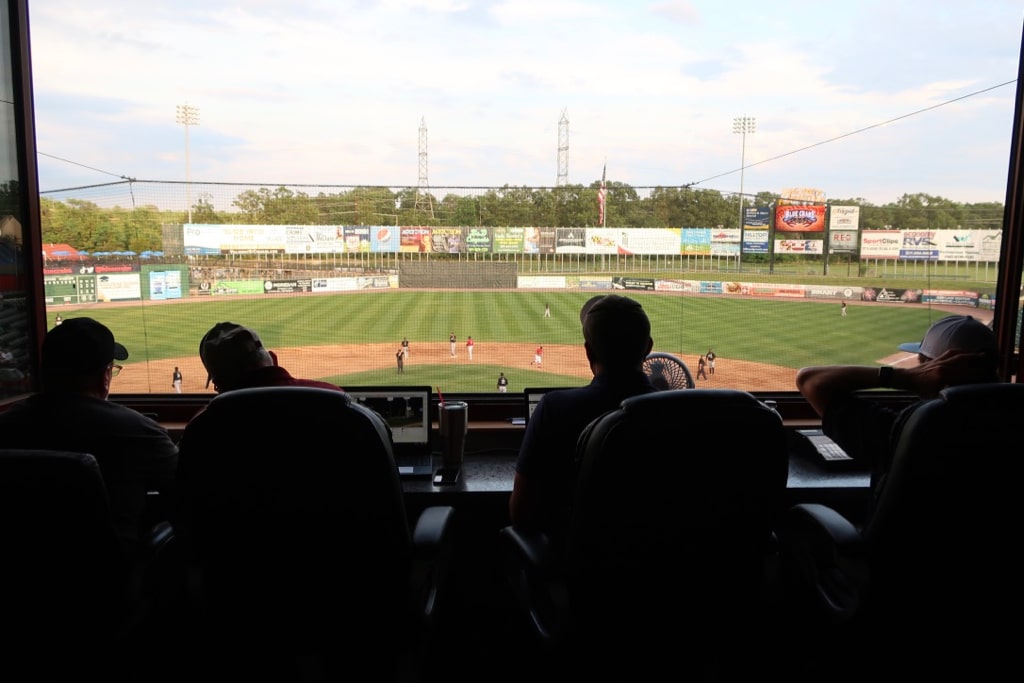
[60,290,953,392]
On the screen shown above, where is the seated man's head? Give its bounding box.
[579,295,654,372]
[897,314,999,382]
[200,322,275,392]
[41,317,128,397]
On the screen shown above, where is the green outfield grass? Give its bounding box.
[62,290,953,392]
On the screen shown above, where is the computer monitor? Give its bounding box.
[343,386,433,476]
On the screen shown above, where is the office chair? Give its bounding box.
[501,389,789,679]
[0,449,134,678]
[778,382,1024,681]
[174,386,455,680]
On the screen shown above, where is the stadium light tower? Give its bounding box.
[176,104,200,224]
[733,115,755,270]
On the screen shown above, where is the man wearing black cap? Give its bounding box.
[0,317,179,552]
[796,314,999,492]
[509,294,657,542]
[198,321,343,393]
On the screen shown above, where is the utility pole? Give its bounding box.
[415,116,434,217]
[733,115,755,271]
[176,104,200,224]
[557,109,569,187]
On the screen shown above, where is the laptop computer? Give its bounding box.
[522,387,565,426]
[344,385,434,477]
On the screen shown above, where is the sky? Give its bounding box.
[26,0,1024,208]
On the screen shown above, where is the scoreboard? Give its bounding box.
[43,275,97,305]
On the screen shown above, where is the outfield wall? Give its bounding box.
[44,267,988,310]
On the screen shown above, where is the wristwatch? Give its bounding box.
[878,366,894,388]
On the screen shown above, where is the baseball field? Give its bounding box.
[50,289,977,395]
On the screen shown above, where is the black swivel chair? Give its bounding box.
[500,389,790,679]
[778,382,1024,681]
[174,386,455,680]
[0,449,132,678]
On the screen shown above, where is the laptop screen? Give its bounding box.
[523,387,563,426]
[343,386,431,446]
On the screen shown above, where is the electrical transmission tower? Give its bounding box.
[415,116,434,216]
[557,109,569,187]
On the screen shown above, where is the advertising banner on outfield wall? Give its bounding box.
[698,281,725,294]
[829,230,858,254]
[654,279,700,293]
[680,228,711,255]
[611,277,655,291]
[576,278,615,290]
[617,228,681,255]
[400,227,431,252]
[310,276,395,292]
[148,270,182,300]
[312,277,359,292]
[522,228,542,254]
[514,227,556,254]
[744,207,771,229]
[205,280,266,296]
[922,290,980,306]
[371,227,400,253]
[429,227,465,253]
[934,230,1003,262]
[775,239,824,254]
[775,205,826,232]
[710,228,741,256]
[859,287,922,303]
[96,273,141,302]
[743,229,769,254]
[184,224,288,255]
[805,286,860,301]
[493,227,526,254]
[979,230,1002,262]
[263,279,313,294]
[465,228,491,253]
[342,226,371,253]
[711,241,740,255]
[555,228,587,253]
[900,230,939,261]
[860,230,902,259]
[518,275,568,289]
[584,229,620,254]
[829,205,860,230]
[284,226,345,254]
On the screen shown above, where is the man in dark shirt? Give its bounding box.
[797,314,998,499]
[0,317,179,552]
[509,294,657,542]
[199,322,343,393]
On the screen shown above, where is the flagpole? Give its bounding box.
[600,161,607,228]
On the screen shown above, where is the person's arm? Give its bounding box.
[509,404,556,532]
[796,349,992,418]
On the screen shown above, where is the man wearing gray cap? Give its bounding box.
[0,317,178,552]
[796,314,999,491]
[198,321,343,394]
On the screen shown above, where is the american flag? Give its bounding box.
[598,163,607,227]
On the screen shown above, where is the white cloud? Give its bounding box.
[29,0,1024,205]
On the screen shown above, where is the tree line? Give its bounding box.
[33,180,1006,255]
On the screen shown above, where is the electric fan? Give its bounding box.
[642,352,696,390]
